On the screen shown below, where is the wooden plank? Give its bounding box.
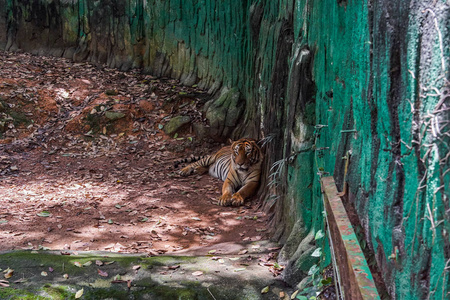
[321,176,380,300]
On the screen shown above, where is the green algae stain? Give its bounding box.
[41,285,71,300]
[0,288,49,300]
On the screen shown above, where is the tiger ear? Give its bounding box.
[228,138,234,145]
[250,139,261,150]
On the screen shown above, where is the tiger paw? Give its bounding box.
[231,193,244,206]
[179,166,194,176]
[218,193,232,206]
[195,166,209,175]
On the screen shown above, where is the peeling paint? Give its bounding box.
[322,176,381,300]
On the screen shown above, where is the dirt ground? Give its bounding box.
[0,51,269,255]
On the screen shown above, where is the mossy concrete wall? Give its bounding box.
[1,0,449,299]
[288,1,449,299]
[2,0,250,94]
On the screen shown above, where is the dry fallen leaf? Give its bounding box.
[0,52,270,266]
[192,271,203,276]
[113,274,122,281]
[75,288,84,299]
[0,280,9,287]
[290,290,299,299]
[37,211,51,217]
[98,269,108,277]
[4,268,13,279]
[83,261,92,267]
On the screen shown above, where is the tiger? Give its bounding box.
[178,138,262,206]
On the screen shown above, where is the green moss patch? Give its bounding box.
[0,250,289,299]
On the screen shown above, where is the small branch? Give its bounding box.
[207,287,217,300]
[314,124,328,129]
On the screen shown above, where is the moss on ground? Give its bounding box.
[0,250,288,299]
[0,288,48,300]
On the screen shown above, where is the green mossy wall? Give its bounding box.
[291,1,449,298]
[3,0,250,94]
[1,0,449,299]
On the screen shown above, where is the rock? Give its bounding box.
[163,116,191,135]
[278,219,308,264]
[205,87,244,140]
[192,123,209,140]
[62,47,77,59]
[281,230,318,286]
[104,111,126,121]
[105,89,118,96]
[296,276,312,290]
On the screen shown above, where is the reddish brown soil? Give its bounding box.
[0,51,268,254]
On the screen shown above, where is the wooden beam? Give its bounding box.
[321,176,380,300]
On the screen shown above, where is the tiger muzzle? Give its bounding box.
[237,163,249,171]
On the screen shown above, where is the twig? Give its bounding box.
[207,287,217,300]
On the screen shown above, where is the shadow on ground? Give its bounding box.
[0,51,290,299]
[0,242,291,300]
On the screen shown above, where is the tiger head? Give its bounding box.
[231,138,262,172]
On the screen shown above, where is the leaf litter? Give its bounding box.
[0,50,283,283]
[0,51,271,256]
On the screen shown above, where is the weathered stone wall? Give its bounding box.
[293,1,449,298]
[1,0,251,140]
[2,0,250,94]
[1,0,449,299]
[241,1,449,298]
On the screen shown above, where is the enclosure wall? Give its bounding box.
[1,0,449,299]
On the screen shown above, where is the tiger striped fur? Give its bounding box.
[174,155,207,169]
[179,138,262,206]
